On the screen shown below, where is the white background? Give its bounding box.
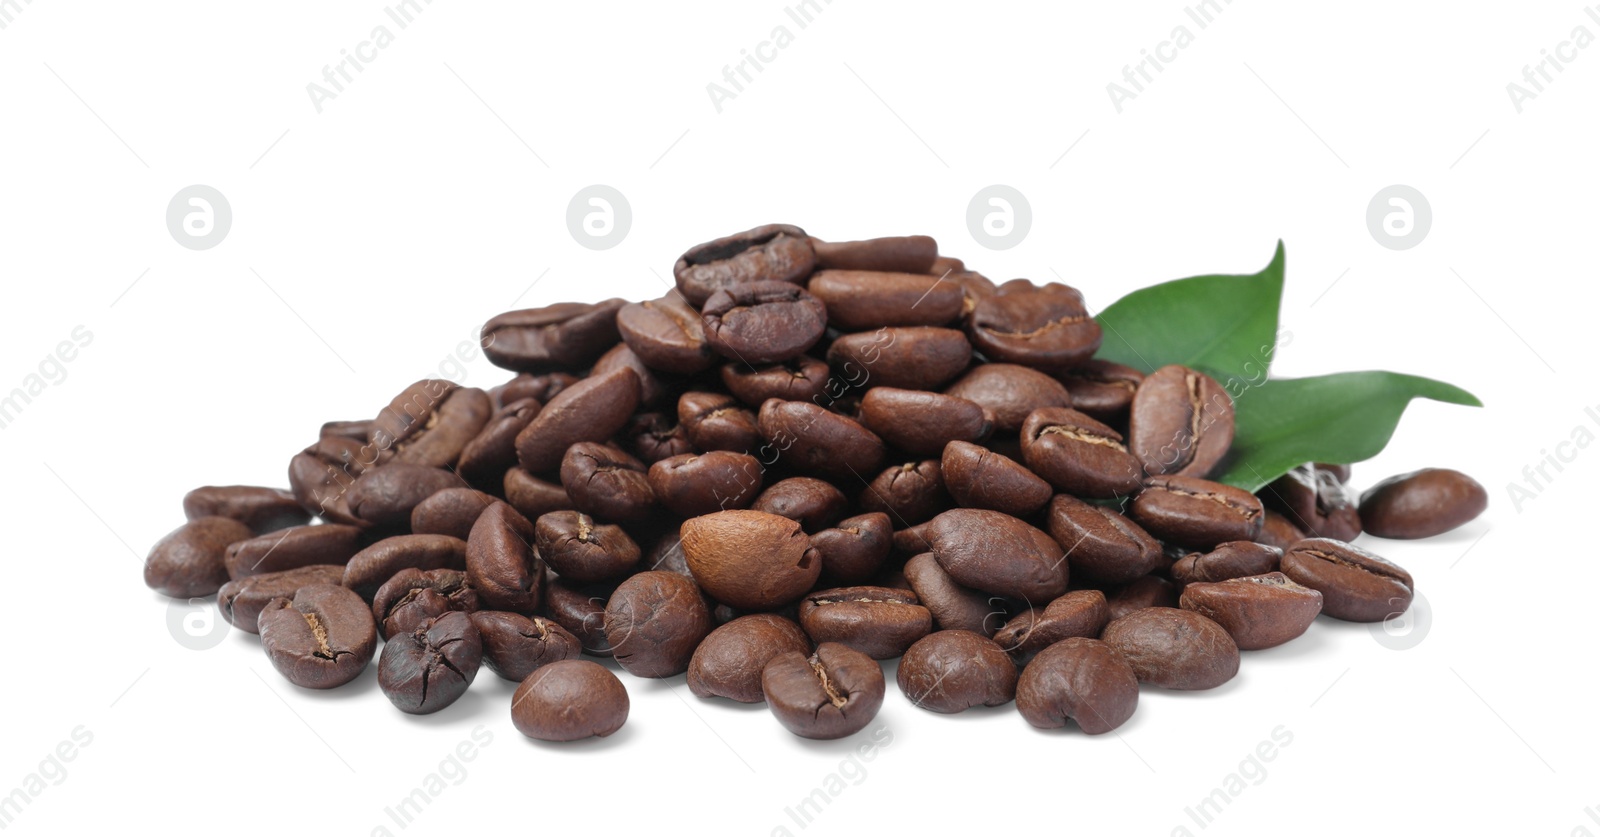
[2,2,1595,834]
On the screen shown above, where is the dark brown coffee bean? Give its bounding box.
[604,571,711,678]
[902,552,1004,636]
[762,642,885,740]
[224,524,363,580]
[218,565,346,633]
[941,441,1052,517]
[859,460,949,525]
[810,235,938,274]
[503,467,573,520]
[1256,509,1308,550]
[367,378,456,458]
[145,517,255,597]
[398,387,493,469]
[371,567,480,640]
[751,477,848,532]
[677,391,761,453]
[810,513,893,584]
[410,488,495,541]
[1359,468,1487,539]
[320,419,373,440]
[1015,637,1138,734]
[756,399,886,480]
[688,614,812,703]
[807,270,963,330]
[286,432,381,526]
[993,590,1109,660]
[827,327,971,391]
[465,501,542,614]
[798,586,932,659]
[859,388,993,456]
[346,463,460,528]
[925,509,1069,603]
[624,412,695,464]
[1280,538,1414,622]
[481,299,626,372]
[1104,574,1180,622]
[456,399,541,491]
[680,510,821,610]
[1100,607,1239,690]
[965,281,1101,369]
[1045,494,1164,585]
[642,529,694,578]
[648,451,763,518]
[471,611,582,681]
[379,611,482,714]
[183,486,309,534]
[1170,541,1281,586]
[616,293,716,375]
[897,630,1016,714]
[514,367,640,473]
[558,442,654,523]
[496,372,579,407]
[511,660,629,741]
[1262,464,1362,541]
[720,356,832,407]
[258,584,377,689]
[943,363,1074,433]
[592,342,675,409]
[674,223,815,305]
[1021,407,1144,499]
[1128,365,1234,479]
[701,281,828,365]
[342,534,468,600]
[1130,476,1265,549]
[540,580,613,656]
[1179,572,1323,650]
[534,511,639,584]
[1057,361,1144,423]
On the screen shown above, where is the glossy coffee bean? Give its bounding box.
[897,630,1017,714]
[481,299,626,372]
[943,363,1074,434]
[616,293,716,375]
[925,508,1069,602]
[757,399,886,481]
[1045,494,1164,585]
[1128,365,1234,479]
[514,367,640,473]
[1359,468,1487,539]
[680,510,821,610]
[859,388,993,456]
[258,584,377,689]
[1101,607,1238,690]
[798,586,932,659]
[902,552,1004,636]
[649,452,764,519]
[762,642,885,740]
[511,660,629,741]
[1056,361,1144,423]
[218,565,346,634]
[810,235,937,274]
[534,511,639,584]
[342,534,468,600]
[1257,509,1308,550]
[1170,541,1281,586]
[465,502,542,614]
[603,571,712,678]
[1280,538,1414,622]
[145,517,254,597]
[751,477,848,532]
[286,444,366,527]
[371,568,480,640]
[807,269,963,330]
[540,580,614,657]
[676,391,760,453]
[559,443,655,523]
[939,441,1051,518]
[183,486,309,534]
[827,327,971,391]
[674,223,816,306]
[1015,637,1139,734]
[688,614,812,703]
[495,372,579,407]
[720,356,832,408]
[625,412,695,464]
[1262,464,1362,541]
[992,590,1109,660]
[859,460,949,525]
[1104,575,1180,622]
[456,399,541,490]
[471,611,582,681]
[367,379,456,459]
[378,611,483,714]
[503,467,573,521]
[1179,572,1323,650]
[396,387,493,469]
[409,488,495,541]
[965,281,1101,370]
[1021,408,1144,498]
[810,513,893,583]
[1129,476,1264,549]
[347,463,461,528]
[224,524,363,580]
[701,281,828,365]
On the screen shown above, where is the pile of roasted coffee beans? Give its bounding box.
[144,224,1489,741]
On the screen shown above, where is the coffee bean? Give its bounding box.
[503,467,574,521]
[798,586,932,659]
[540,579,614,656]
[1021,407,1144,498]
[1100,607,1239,690]
[807,270,963,330]
[674,223,816,306]
[925,508,1069,602]
[456,399,541,491]
[471,611,582,681]
[559,442,655,523]
[860,389,993,456]
[145,517,254,597]
[625,412,696,464]
[701,281,828,364]
[320,419,373,441]
[534,511,640,584]
[943,363,1074,433]
[1179,572,1323,650]
[342,534,468,600]
[1044,494,1164,585]
[496,372,579,407]
[993,590,1109,660]
[514,367,640,473]
[1014,637,1139,734]
[592,343,675,409]
[511,659,629,741]
[897,630,1016,714]
[678,391,761,453]
[224,524,363,580]
[218,565,346,633]
[1128,365,1234,478]
[902,552,1004,636]
[810,513,893,584]
[859,460,949,525]
[258,584,377,689]
[827,327,971,391]
[616,293,716,375]
[751,477,848,532]
[1262,464,1362,541]
[396,387,493,469]
[368,379,456,459]
[1169,541,1281,586]
[465,501,542,614]
[409,488,495,541]
[810,235,938,274]
[680,510,821,610]
[481,299,626,372]
[941,441,1052,518]
[1057,361,1144,423]
[347,463,461,528]
[371,567,480,640]
[604,571,712,678]
[965,281,1101,370]
[378,610,483,714]
[182,486,309,534]
[1256,509,1308,550]
[720,357,832,408]
[688,613,812,703]
[1129,476,1264,549]
[1280,538,1414,622]
[1104,575,1180,622]
[762,642,885,739]
[756,399,886,480]
[643,530,693,578]
[1359,468,1487,539]
[646,452,760,519]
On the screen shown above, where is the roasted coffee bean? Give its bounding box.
[258,584,377,689]
[1280,538,1414,622]
[941,441,1052,518]
[1256,509,1308,550]
[1104,575,1180,622]
[1129,476,1264,549]
[371,567,480,640]
[925,509,1069,602]
[750,477,848,532]
[604,571,712,678]
[616,293,716,375]
[410,488,495,541]
[756,399,886,480]
[481,299,626,372]
[930,254,965,275]
[1179,572,1323,650]
[624,412,696,464]
[471,611,582,681]
[558,443,654,523]
[534,511,640,584]
[286,437,373,526]
[378,611,482,714]
[145,517,254,597]
[860,389,993,456]
[807,270,963,330]
[965,281,1101,369]
[456,399,541,490]
[1057,361,1144,423]
[1015,637,1139,734]
[647,451,763,518]
[859,460,949,525]
[1128,365,1234,478]
[496,372,579,407]
[1262,464,1362,541]
[1045,495,1164,585]
[680,510,821,610]
[465,502,542,614]
[342,534,468,600]
[892,522,934,556]
[514,367,640,473]
[827,327,971,391]
[224,524,364,580]
[678,391,761,453]
[701,281,828,365]
[541,580,614,656]
[592,343,674,409]
[1170,541,1281,586]
[993,590,1109,660]
[397,387,493,469]
[1021,408,1144,498]
[943,363,1074,433]
[720,356,832,408]
[902,552,1003,635]
[503,467,574,520]
[510,660,629,742]
[1359,468,1487,539]
[674,223,816,306]
[897,630,1016,714]
[810,235,938,274]
[762,642,885,739]
[810,513,893,584]
[183,486,309,534]
[218,565,346,633]
[1101,607,1239,690]
[320,419,373,440]
[798,586,932,659]
[368,379,456,457]
[688,614,812,703]
[346,464,461,528]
